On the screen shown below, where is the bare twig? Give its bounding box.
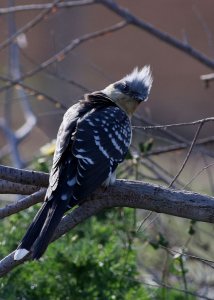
[0,1,95,15]
[0,75,68,111]
[135,278,213,300]
[0,21,128,95]
[4,0,37,167]
[169,122,204,187]
[133,117,214,130]
[0,118,22,167]
[0,189,46,219]
[136,211,153,232]
[143,158,184,187]
[20,49,91,93]
[144,136,214,157]
[193,4,214,57]
[160,245,214,269]
[4,0,22,167]
[0,0,62,52]
[183,162,214,190]
[134,116,214,162]
[99,0,214,69]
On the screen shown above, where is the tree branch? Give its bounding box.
[0,189,46,219]
[0,179,214,277]
[144,136,214,157]
[0,164,49,187]
[0,0,62,52]
[0,21,128,95]
[0,179,40,195]
[0,1,95,15]
[168,122,204,187]
[99,0,214,69]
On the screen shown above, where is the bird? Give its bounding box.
[14,66,153,261]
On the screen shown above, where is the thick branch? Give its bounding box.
[0,164,49,187]
[0,179,214,276]
[0,179,40,195]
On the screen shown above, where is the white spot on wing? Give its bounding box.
[77,148,86,153]
[94,135,100,141]
[76,154,94,164]
[94,138,109,158]
[79,160,86,170]
[67,177,76,186]
[111,138,123,154]
[61,194,68,200]
[73,194,78,201]
[86,119,95,126]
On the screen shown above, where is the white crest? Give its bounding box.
[124,65,153,92]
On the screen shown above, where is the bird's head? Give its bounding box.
[102,66,153,117]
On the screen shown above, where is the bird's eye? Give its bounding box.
[115,82,129,93]
[122,82,129,93]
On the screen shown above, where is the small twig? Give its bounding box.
[136,211,153,232]
[160,245,214,270]
[183,162,214,190]
[0,21,128,95]
[133,116,214,159]
[168,122,204,188]
[0,0,62,52]
[193,4,214,57]
[5,1,37,167]
[4,0,23,167]
[20,49,91,93]
[0,189,46,219]
[0,75,68,111]
[144,158,183,187]
[144,136,214,157]
[123,275,213,300]
[202,155,214,195]
[179,251,189,299]
[133,117,214,130]
[0,118,22,167]
[0,1,95,14]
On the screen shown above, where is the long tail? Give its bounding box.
[14,198,68,261]
[32,200,67,260]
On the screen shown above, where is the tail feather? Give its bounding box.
[17,201,51,252]
[32,200,68,260]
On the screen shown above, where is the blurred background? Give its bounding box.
[0,1,214,299]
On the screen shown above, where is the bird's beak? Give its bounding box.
[135,96,148,103]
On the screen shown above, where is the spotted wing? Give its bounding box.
[72,106,131,200]
[47,102,88,197]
